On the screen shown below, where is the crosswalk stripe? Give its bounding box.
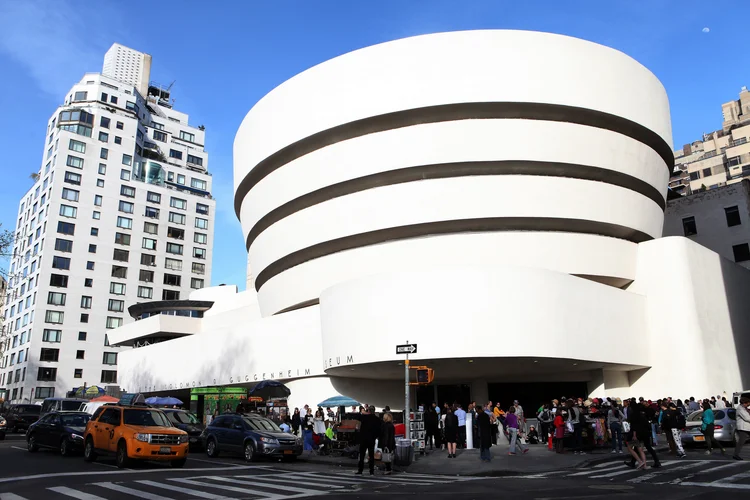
[0,494,29,500]
[568,463,629,476]
[93,482,175,500]
[236,474,344,488]
[47,487,108,500]
[679,481,750,490]
[208,476,326,495]
[136,480,231,500]
[627,460,709,484]
[695,462,746,475]
[284,472,382,485]
[326,472,451,485]
[713,471,750,484]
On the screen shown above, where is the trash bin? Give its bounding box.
[395,438,414,466]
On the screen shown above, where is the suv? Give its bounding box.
[4,404,41,433]
[201,414,302,461]
[83,404,189,468]
[161,409,205,451]
[27,411,91,456]
[40,398,88,416]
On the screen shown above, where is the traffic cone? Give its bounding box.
[548,435,553,450]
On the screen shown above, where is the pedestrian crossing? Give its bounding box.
[0,470,480,500]
[550,459,750,490]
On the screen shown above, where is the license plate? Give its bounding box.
[693,436,705,442]
[159,446,172,454]
[284,450,294,455]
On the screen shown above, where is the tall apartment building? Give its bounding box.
[102,43,152,97]
[0,44,215,404]
[672,87,750,195]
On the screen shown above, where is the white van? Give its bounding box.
[40,398,88,416]
[732,391,750,408]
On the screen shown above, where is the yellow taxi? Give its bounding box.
[83,395,189,468]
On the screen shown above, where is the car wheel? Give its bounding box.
[244,442,255,462]
[60,438,71,457]
[27,433,38,453]
[206,438,219,458]
[116,441,131,469]
[170,458,187,468]
[83,437,97,462]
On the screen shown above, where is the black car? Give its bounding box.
[161,409,205,450]
[27,411,91,456]
[201,414,302,461]
[0,415,7,440]
[5,404,41,433]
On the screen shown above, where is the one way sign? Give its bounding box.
[396,344,418,354]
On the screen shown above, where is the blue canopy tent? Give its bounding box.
[145,396,183,406]
[318,395,360,408]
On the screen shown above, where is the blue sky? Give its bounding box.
[1,0,749,289]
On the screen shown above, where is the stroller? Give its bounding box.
[312,433,334,455]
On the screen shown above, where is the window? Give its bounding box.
[61,188,79,201]
[114,232,130,245]
[98,164,106,175]
[89,244,97,253]
[689,171,700,181]
[701,167,712,178]
[105,317,123,329]
[120,185,135,197]
[59,204,77,218]
[37,368,57,382]
[120,169,130,181]
[111,265,127,279]
[86,261,95,270]
[142,238,157,250]
[57,221,75,235]
[60,123,92,137]
[52,256,71,270]
[682,216,697,236]
[100,92,108,102]
[168,212,186,225]
[191,178,207,190]
[45,310,64,324]
[145,206,159,218]
[80,296,92,309]
[114,136,122,145]
[153,130,167,142]
[101,370,117,383]
[96,179,105,187]
[108,299,124,313]
[73,91,87,101]
[137,286,153,299]
[168,227,184,239]
[733,243,750,262]
[122,154,132,166]
[116,216,132,229]
[166,242,183,255]
[42,329,62,342]
[40,348,60,362]
[169,149,182,160]
[84,278,93,287]
[100,148,108,160]
[92,211,100,220]
[116,120,123,129]
[180,131,195,142]
[50,274,68,288]
[113,248,129,262]
[162,290,180,300]
[100,116,110,128]
[54,238,73,252]
[192,262,205,275]
[110,282,126,295]
[195,217,208,229]
[725,206,741,227]
[74,369,83,379]
[193,247,207,259]
[170,197,187,210]
[139,269,154,282]
[187,154,203,166]
[118,201,134,214]
[144,222,158,234]
[66,155,84,169]
[81,313,89,323]
[69,139,86,153]
[78,332,87,341]
[64,171,81,185]
[728,156,742,167]
[98,131,109,142]
[47,292,66,306]
[147,191,161,203]
[91,227,100,236]
[177,174,185,185]
[151,121,165,130]
[165,257,182,271]
[194,233,207,244]
[191,278,204,289]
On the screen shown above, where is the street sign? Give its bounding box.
[396,343,417,354]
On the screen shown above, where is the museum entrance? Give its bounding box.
[488,381,589,413]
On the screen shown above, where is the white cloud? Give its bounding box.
[0,0,124,96]
[702,27,710,33]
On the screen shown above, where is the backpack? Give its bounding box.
[675,411,686,429]
[578,407,587,424]
[539,410,551,422]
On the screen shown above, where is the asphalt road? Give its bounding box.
[0,434,747,499]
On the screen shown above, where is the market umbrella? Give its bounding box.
[145,396,183,406]
[73,386,105,397]
[249,380,290,400]
[318,395,360,407]
[91,395,119,403]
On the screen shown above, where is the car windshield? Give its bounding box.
[123,409,172,427]
[61,414,91,427]
[167,411,199,425]
[61,401,84,411]
[687,411,703,422]
[17,405,40,414]
[243,417,282,432]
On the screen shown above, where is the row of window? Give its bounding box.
[48,271,205,293]
[38,347,117,365]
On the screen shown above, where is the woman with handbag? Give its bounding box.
[379,413,396,474]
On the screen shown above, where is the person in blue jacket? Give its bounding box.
[701,400,726,455]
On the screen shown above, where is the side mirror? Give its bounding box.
[233,423,243,430]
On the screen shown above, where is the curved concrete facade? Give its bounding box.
[117,31,750,409]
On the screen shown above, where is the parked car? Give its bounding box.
[83,402,189,468]
[0,415,6,440]
[681,409,737,445]
[161,409,205,450]
[26,411,91,456]
[40,398,88,416]
[4,404,41,433]
[732,391,750,408]
[201,414,302,461]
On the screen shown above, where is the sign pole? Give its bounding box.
[405,343,410,441]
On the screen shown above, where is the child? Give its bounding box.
[553,410,566,453]
[527,425,540,444]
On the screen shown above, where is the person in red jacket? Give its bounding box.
[553,411,566,454]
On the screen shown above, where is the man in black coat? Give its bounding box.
[357,406,381,475]
[477,409,493,462]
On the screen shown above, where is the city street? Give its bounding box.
[1,434,748,499]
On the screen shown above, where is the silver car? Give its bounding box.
[680,409,737,445]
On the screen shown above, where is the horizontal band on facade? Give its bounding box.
[234,101,674,217]
[245,160,666,250]
[253,217,654,291]
[273,298,320,315]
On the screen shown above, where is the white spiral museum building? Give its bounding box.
[116,31,750,411]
